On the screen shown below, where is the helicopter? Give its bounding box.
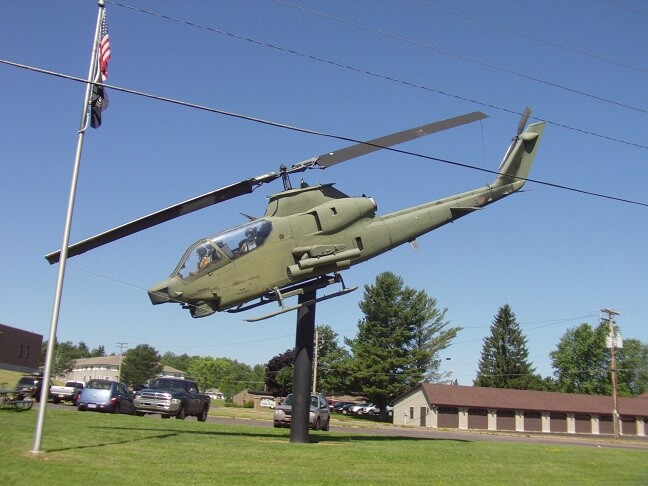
[46,108,545,321]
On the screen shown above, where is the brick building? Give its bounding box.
[0,323,42,373]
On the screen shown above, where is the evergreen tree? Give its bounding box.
[346,272,461,412]
[315,324,351,395]
[474,304,540,389]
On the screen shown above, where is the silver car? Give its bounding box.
[273,393,330,431]
[77,379,135,414]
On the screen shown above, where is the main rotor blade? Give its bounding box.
[313,111,487,168]
[45,173,278,264]
[45,111,487,264]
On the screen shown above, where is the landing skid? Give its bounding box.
[225,273,357,322]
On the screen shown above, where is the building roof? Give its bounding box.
[411,383,648,417]
[74,355,122,366]
[72,356,184,374]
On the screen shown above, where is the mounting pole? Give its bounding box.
[290,290,316,443]
[312,327,319,393]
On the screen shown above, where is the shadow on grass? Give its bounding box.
[44,424,471,452]
[45,432,181,452]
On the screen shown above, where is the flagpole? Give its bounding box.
[32,0,106,454]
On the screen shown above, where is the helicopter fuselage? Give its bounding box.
[148,119,544,318]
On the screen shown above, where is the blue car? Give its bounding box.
[77,379,135,414]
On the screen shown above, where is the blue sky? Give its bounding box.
[1,0,646,385]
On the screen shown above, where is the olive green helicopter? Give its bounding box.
[46,108,544,321]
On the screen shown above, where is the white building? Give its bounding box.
[61,356,185,384]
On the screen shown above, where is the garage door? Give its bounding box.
[575,414,591,434]
[524,411,542,432]
[598,415,613,435]
[550,413,567,433]
[497,410,515,431]
[468,408,488,430]
[620,416,636,436]
[437,407,459,429]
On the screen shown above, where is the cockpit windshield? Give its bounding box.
[173,219,272,279]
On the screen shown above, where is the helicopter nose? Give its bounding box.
[148,277,184,305]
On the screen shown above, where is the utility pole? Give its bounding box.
[116,342,128,382]
[601,308,622,439]
[312,327,319,393]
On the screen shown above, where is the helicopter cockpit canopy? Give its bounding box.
[173,219,272,279]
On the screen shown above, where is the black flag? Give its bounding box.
[90,82,109,129]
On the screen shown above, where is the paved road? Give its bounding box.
[40,401,648,451]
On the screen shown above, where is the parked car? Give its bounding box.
[14,373,52,402]
[50,381,85,404]
[133,377,210,421]
[259,398,276,409]
[273,393,330,430]
[340,402,359,414]
[348,402,368,414]
[332,401,354,413]
[77,379,135,414]
[359,403,379,415]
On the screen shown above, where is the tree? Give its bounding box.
[345,272,461,412]
[474,304,542,390]
[90,345,106,357]
[551,322,648,396]
[120,344,163,386]
[160,351,195,373]
[550,322,610,395]
[188,357,264,401]
[265,349,294,396]
[42,339,95,377]
[315,325,351,395]
[411,299,460,383]
[617,338,648,396]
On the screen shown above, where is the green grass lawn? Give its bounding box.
[1,407,646,484]
[0,369,23,389]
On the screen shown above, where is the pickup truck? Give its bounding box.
[133,377,210,421]
[50,381,85,404]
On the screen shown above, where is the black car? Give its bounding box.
[332,401,354,413]
[14,373,51,402]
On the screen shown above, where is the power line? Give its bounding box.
[1,58,646,208]
[410,0,648,74]
[273,0,648,114]
[106,1,648,151]
[601,0,648,17]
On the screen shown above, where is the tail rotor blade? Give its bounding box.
[517,107,532,136]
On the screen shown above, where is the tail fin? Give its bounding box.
[493,113,545,191]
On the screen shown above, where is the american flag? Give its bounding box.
[98,11,111,81]
[91,10,111,128]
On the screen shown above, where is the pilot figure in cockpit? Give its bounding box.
[197,246,210,270]
[239,227,258,254]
